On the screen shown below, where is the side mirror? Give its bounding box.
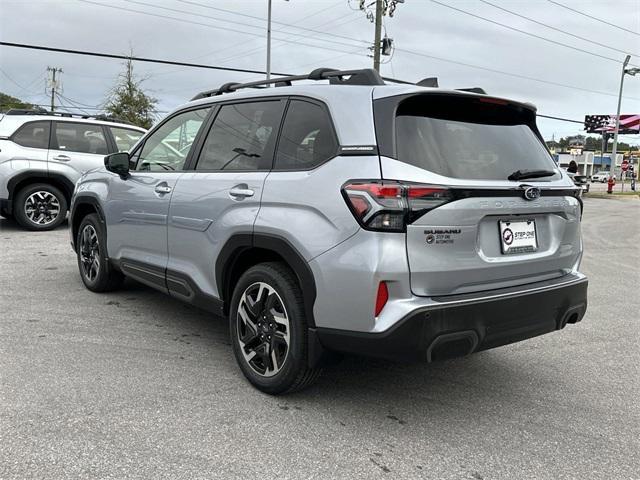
[104,152,130,177]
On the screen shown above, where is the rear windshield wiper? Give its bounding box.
[507,169,556,181]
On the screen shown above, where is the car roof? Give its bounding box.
[170,82,536,146]
[0,114,146,138]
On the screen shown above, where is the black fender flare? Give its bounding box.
[69,195,107,252]
[7,170,76,204]
[216,233,318,328]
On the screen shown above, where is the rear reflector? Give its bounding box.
[375,281,389,317]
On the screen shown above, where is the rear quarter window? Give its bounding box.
[11,121,50,149]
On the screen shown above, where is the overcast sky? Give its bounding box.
[1,0,639,143]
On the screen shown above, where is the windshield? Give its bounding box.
[393,95,560,181]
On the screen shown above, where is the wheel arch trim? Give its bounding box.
[69,195,106,253]
[7,170,75,206]
[216,233,318,328]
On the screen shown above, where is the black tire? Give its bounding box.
[76,213,124,292]
[229,262,322,395]
[13,183,67,231]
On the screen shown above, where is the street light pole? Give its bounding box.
[610,55,631,182]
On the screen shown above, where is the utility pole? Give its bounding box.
[46,66,63,112]
[357,0,403,72]
[266,0,272,83]
[373,0,383,72]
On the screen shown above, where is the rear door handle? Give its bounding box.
[229,186,255,198]
[154,184,172,194]
[53,155,71,162]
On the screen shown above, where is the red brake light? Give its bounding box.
[478,97,509,106]
[342,181,452,232]
[375,281,389,317]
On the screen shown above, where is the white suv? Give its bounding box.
[0,110,145,230]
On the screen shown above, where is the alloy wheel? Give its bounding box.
[236,282,291,377]
[79,224,100,282]
[24,191,60,226]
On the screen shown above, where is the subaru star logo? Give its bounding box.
[523,186,541,201]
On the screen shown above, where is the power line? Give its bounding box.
[0,41,292,76]
[0,68,42,95]
[395,47,640,101]
[547,0,640,37]
[429,0,637,66]
[174,0,368,46]
[77,0,364,57]
[3,42,637,126]
[4,40,639,105]
[478,0,639,58]
[56,93,91,116]
[123,0,365,50]
[149,1,359,77]
[538,114,584,124]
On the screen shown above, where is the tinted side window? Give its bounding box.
[274,100,338,170]
[53,122,108,155]
[137,108,211,172]
[110,127,144,152]
[196,101,284,171]
[12,121,50,149]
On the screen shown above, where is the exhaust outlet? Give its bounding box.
[427,330,479,362]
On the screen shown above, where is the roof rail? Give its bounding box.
[3,108,124,123]
[191,67,385,100]
[190,67,489,101]
[4,108,49,115]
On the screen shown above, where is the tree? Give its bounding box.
[104,56,157,129]
[0,92,34,112]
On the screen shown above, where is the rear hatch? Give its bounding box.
[373,91,582,296]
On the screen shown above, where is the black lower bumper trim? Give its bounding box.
[314,278,588,363]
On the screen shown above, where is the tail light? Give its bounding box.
[342,181,452,232]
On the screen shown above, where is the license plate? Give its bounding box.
[499,220,537,254]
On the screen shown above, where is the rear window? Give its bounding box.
[392,95,559,181]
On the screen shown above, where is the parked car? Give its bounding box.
[566,172,590,193]
[70,68,588,394]
[0,110,145,229]
[591,171,610,183]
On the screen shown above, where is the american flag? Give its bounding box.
[584,114,640,134]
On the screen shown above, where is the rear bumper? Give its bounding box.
[313,273,588,363]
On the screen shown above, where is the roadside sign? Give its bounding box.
[621,160,629,172]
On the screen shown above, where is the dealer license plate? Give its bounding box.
[499,220,537,254]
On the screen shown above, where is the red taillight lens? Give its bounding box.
[375,281,389,317]
[342,181,451,232]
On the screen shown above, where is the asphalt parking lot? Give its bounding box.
[1,197,638,480]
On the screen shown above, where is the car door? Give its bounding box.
[104,107,212,287]
[47,121,110,185]
[167,99,286,301]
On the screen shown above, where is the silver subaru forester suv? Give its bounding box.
[69,68,588,394]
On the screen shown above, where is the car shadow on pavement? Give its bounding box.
[119,278,553,416]
[0,216,69,232]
